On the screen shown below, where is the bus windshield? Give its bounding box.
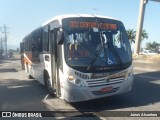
[63,18,132,72]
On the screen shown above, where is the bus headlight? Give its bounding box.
[68,75,75,81]
[68,75,86,87]
[125,71,133,80]
[75,79,81,84]
[74,79,86,87]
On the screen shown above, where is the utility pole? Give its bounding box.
[1,36,2,46]
[1,36,3,53]
[0,27,2,58]
[134,0,148,55]
[1,25,9,56]
[134,0,160,55]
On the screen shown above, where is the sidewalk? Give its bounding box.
[133,58,160,71]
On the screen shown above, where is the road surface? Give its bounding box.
[0,58,160,120]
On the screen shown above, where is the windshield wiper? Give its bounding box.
[87,18,107,70]
[87,43,104,70]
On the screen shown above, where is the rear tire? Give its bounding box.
[44,71,56,97]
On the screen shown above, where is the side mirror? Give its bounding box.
[57,31,63,45]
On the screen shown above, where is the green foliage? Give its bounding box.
[145,41,160,52]
[141,30,149,41]
[126,29,136,44]
[126,29,149,45]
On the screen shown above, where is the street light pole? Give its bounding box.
[134,0,148,55]
[134,0,160,55]
[0,27,2,58]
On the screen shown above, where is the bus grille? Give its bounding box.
[86,77,124,87]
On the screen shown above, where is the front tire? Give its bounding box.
[28,74,34,79]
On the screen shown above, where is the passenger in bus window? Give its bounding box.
[69,34,78,51]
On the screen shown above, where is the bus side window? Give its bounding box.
[31,43,35,52]
[34,29,43,52]
[42,26,49,52]
[31,34,35,52]
[39,29,43,52]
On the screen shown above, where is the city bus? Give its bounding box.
[20,14,133,102]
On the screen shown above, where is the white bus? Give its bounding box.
[20,14,133,102]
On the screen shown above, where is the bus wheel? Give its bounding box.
[28,74,33,79]
[44,73,56,97]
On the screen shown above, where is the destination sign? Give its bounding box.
[69,21,117,30]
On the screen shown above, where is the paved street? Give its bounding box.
[1,58,160,120]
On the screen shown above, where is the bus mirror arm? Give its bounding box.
[57,31,64,45]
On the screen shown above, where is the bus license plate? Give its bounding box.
[101,86,113,93]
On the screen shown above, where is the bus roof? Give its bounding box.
[42,14,119,27]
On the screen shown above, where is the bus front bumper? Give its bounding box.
[63,74,134,102]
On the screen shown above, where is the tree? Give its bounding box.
[145,42,153,50]
[126,29,149,45]
[141,29,149,42]
[145,41,159,52]
[127,29,149,53]
[126,29,136,44]
[152,41,159,48]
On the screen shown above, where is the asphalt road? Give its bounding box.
[1,58,160,120]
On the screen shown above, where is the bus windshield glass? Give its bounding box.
[62,18,132,71]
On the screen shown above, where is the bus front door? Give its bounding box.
[49,27,61,97]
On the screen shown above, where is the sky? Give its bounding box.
[0,0,160,49]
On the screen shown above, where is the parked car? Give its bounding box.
[140,50,158,55]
